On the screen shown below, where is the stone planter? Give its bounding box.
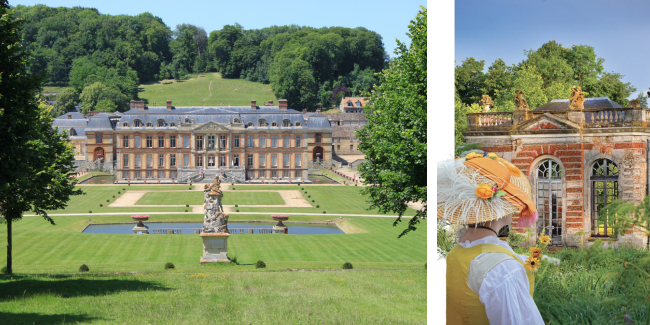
[132,215,150,234]
[272,214,289,234]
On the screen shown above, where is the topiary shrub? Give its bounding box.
[99,204,103,207]
[118,191,121,194]
[189,187,192,190]
[186,204,189,207]
[89,210,92,213]
[185,209,188,212]
[355,184,358,186]
[316,205,320,208]
[323,211,326,214]
[308,195,311,198]
[232,187,235,190]
[232,183,234,186]
[311,200,315,202]
[235,204,238,207]
[301,187,304,190]
[236,209,240,212]
[165,262,175,270]
[79,264,89,272]
[424,263,427,270]
[255,260,266,269]
[112,195,115,198]
[342,262,353,270]
[106,199,110,202]
[123,188,126,190]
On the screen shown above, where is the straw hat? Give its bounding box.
[437,152,537,227]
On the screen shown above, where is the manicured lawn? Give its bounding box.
[138,72,278,107]
[0,269,426,324]
[236,186,418,216]
[0,212,426,324]
[40,186,194,214]
[136,191,284,206]
[0,214,426,272]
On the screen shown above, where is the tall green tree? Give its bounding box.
[52,87,79,117]
[455,57,485,105]
[357,6,426,238]
[269,57,318,110]
[0,0,81,274]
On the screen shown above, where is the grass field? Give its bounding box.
[136,191,285,206]
[40,185,195,214]
[138,72,278,107]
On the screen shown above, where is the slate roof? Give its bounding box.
[533,97,624,111]
[117,106,332,132]
[54,112,87,119]
[86,115,117,131]
[331,125,362,138]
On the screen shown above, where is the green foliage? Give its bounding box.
[52,87,79,117]
[0,266,6,274]
[357,7,426,238]
[255,260,266,269]
[164,262,175,270]
[79,264,89,272]
[436,220,456,259]
[454,93,481,148]
[0,0,82,275]
[342,262,353,269]
[270,58,318,110]
[79,82,128,114]
[456,40,636,108]
[506,231,525,248]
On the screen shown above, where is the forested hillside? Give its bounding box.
[14,4,386,114]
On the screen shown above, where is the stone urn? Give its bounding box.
[272,214,289,234]
[132,215,150,234]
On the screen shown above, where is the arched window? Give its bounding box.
[122,122,129,127]
[170,122,176,127]
[259,119,267,127]
[247,122,253,127]
[134,119,142,127]
[233,118,240,123]
[295,122,302,127]
[347,101,352,106]
[282,119,291,127]
[146,122,153,127]
[535,159,563,245]
[271,122,278,127]
[591,159,619,236]
[157,119,165,127]
[185,118,191,124]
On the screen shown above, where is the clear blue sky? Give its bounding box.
[11,0,426,59]
[456,0,650,99]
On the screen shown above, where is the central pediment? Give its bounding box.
[193,121,230,131]
[511,113,580,133]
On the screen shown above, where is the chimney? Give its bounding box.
[251,100,257,110]
[67,114,71,119]
[279,99,288,110]
[302,109,307,114]
[136,100,145,110]
[267,100,273,106]
[167,100,172,110]
[316,109,321,113]
[130,100,136,110]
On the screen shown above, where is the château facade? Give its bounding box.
[464,88,650,247]
[74,99,333,182]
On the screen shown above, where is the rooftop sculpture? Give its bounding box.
[479,94,494,112]
[569,86,585,110]
[514,89,529,110]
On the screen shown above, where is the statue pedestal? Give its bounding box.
[133,225,149,234]
[199,233,231,264]
[273,226,288,234]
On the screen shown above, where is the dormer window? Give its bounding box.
[271,122,278,127]
[157,119,165,127]
[295,122,302,127]
[122,122,129,127]
[70,128,77,136]
[347,101,352,106]
[259,119,267,127]
[233,118,240,123]
[170,122,176,127]
[356,101,362,107]
[282,119,291,127]
[146,122,153,127]
[134,119,142,127]
[247,122,253,127]
[185,118,191,124]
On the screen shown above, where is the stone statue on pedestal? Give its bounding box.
[199,176,231,263]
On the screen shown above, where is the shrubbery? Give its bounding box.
[164,262,175,270]
[342,262,353,269]
[1,266,6,274]
[79,264,89,272]
[255,260,266,269]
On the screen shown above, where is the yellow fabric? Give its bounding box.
[446,243,535,325]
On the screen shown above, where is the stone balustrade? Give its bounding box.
[583,108,631,126]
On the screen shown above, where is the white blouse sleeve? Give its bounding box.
[478,259,545,325]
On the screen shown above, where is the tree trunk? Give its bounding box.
[6,218,11,275]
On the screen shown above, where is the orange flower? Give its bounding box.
[539,235,551,245]
[529,247,543,259]
[525,256,540,271]
[476,183,495,199]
